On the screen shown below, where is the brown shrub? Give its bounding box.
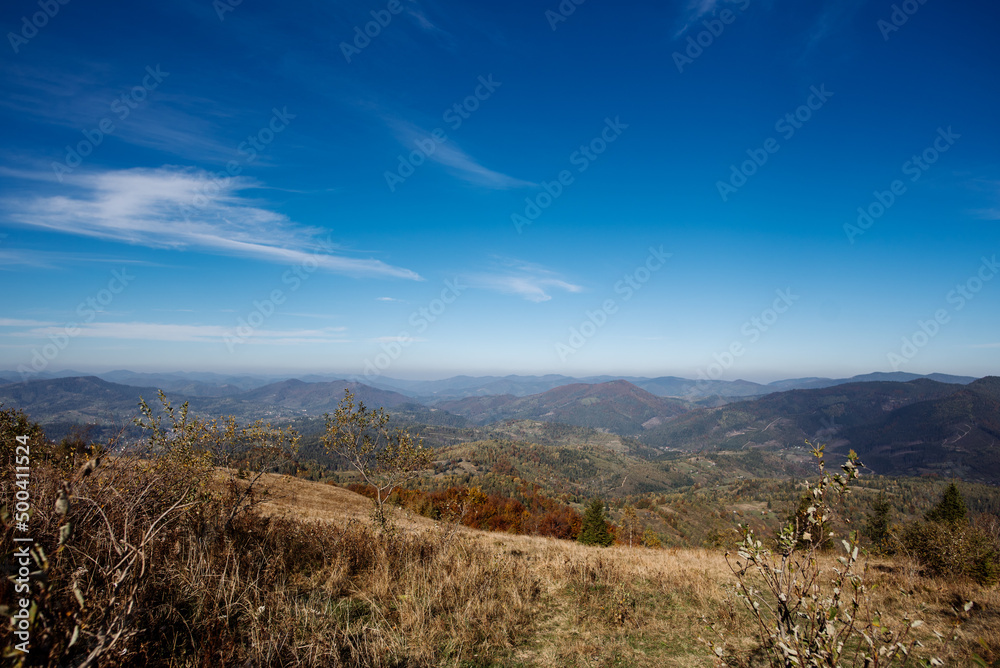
[2,441,542,667]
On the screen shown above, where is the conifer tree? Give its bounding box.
[926,482,967,526]
[578,497,614,547]
[863,491,893,552]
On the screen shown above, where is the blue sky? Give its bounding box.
[0,0,998,382]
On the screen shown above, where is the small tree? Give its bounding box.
[788,493,830,550]
[321,390,432,531]
[704,444,943,666]
[641,526,662,548]
[863,491,893,553]
[0,403,50,469]
[621,505,641,547]
[578,497,614,547]
[135,390,299,523]
[926,482,967,526]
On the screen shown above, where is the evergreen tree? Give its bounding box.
[926,482,967,526]
[578,497,614,547]
[862,492,893,552]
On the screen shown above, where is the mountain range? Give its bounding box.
[2,370,996,483]
[640,377,1000,483]
[435,380,688,434]
[2,369,977,402]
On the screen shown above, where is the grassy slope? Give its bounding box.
[250,471,1000,667]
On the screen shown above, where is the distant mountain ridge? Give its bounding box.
[839,376,1000,482]
[365,371,976,401]
[640,379,968,453]
[436,380,690,435]
[236,379,411,413]
[764,372,979,392]
[641,376,1000,483]
[2,372,998,483]
[0,376,414,425]
[3,369,977,402]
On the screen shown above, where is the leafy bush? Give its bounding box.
[704,444,941,667]
[899,521,1000,586]
[0,404,540,667]
[898,483,1000,586]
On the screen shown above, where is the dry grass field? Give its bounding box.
[249,472,1000,667]
[5,445,1000,666]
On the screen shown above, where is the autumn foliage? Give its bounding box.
[347,483,584,539]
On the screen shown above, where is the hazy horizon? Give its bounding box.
[1,365,986,387]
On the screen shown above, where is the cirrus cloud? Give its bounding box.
[2,166,422,281]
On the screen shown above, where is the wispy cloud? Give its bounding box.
[0,318,58,327]
[2,167,422,281]
[15,321,351,345]
[282,312,343,320]
[803,0,866,51]
[0,247,157,270]
[376,296,404,302]
[673,0,721,38]
[387,119,534,190]
[0,63,238,162]
[466,258,583,302]
[405,4,458,50]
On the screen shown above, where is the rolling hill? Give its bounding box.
[639,379,966,453]
[639,377,1000,482]
[839,376,1000,482]
[0,375,168,424]
[0,376,428,427]
[235,378,412,413]
[436,380,689,435]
